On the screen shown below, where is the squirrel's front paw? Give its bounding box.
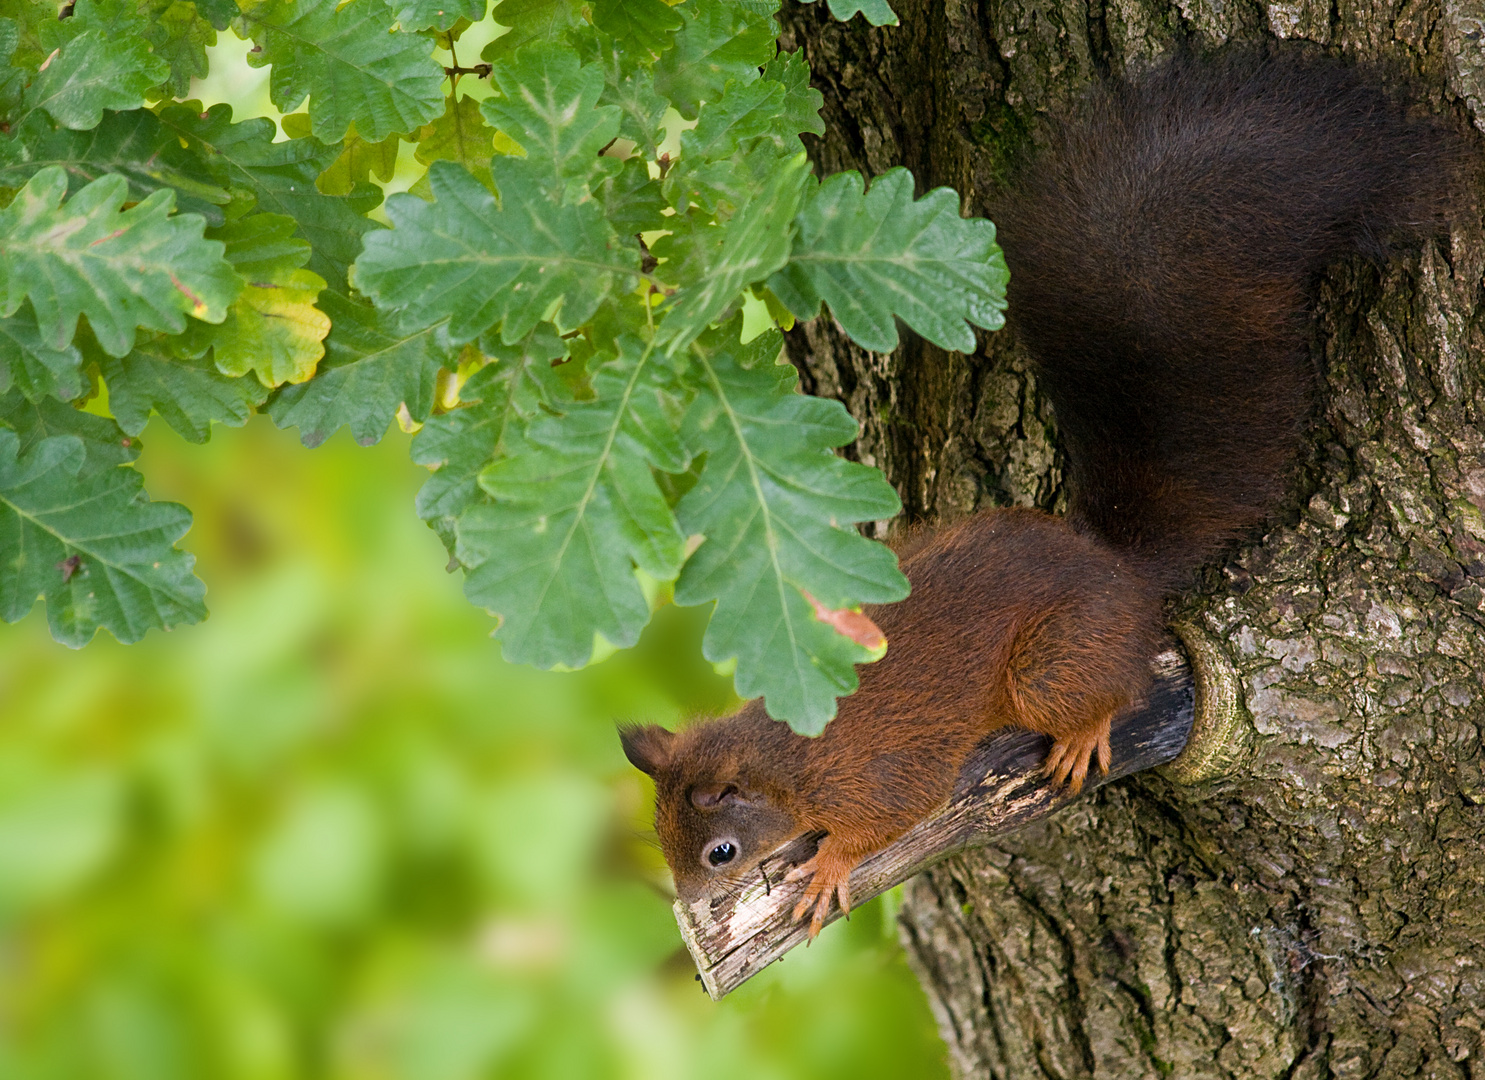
[1043,714,1113,793]
[788,840,857,939]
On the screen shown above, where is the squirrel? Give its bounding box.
[620,47,1467,936]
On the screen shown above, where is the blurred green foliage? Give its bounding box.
[0,414,947,1079]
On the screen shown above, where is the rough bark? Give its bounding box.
[777,1,1485,1076]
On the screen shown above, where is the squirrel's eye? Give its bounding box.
[708,842,737,866]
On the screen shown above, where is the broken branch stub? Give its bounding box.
[675,646,1197,999]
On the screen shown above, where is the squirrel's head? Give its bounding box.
[619,720,799,904]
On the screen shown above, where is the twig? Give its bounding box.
[674,646,1196,999]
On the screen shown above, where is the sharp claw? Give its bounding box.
[1067,759,1087,794]
[809,896,827,938]
[784,855,817,884]
[791,886,817,924]
[1042,740,1065,779]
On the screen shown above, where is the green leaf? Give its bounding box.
[680,79,786,163]
[768,168,1008,353]
[268,290,451,448]
[652,0,778,120]
[523,341,687,476]
[0,167,240,358]
[197,0,240,29]
[0,306,85,402]
[660,151,809,354]
[456,336,686,668]
[663,135,779,217]
[595,156,666,236]
[674,329,906,732]
[22,28,169,131]
[97,337,268,443]
[36,0,147,46]
[187,213,329,386]
[157,102,379,289]
[0,108,233,225]
[585,35,668,156]
[0,428,206,646]
[238,0,445,143]
[481,0,583,64]
[411,326,569,549]
[3,1,49,72]
[0,19,28,117]
[480,45,621,194]
[317,122,400,196]
[762,48,825,146]
[391,0,485,31]
[412,92,496,194]
[648,209,723,286]
[0,388,138,475]
[803,0,898,25]
[590,0,684,58]
[355,158,639,346]
[661,66,809,215]
[144,0,217,98]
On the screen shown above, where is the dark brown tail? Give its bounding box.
[992,47,1468,589]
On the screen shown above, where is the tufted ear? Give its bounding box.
[618,724,676,777]
[689,782,739,809]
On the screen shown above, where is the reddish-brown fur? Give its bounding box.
[623,511,1161,930]
[621,46,1466,936]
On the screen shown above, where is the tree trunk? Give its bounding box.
[777,1,1485,1076]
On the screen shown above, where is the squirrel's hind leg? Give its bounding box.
[1002,591,1150,794]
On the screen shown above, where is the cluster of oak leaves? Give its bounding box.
[0,0,1008,733]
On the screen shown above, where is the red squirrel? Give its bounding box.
[621,49,1466,936]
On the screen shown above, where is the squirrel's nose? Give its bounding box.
[672,874,706,904]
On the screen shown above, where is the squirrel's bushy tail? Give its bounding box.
[992,47,1468,590]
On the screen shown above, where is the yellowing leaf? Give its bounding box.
[198,213,330,386]
[318,121,401,196]
[410,93,496,198]
[217,268,329,385]
[268,289,453,447]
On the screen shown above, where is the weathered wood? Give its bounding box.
[675,646,1196,999]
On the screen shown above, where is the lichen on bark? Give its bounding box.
[778,0,1485,1074]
